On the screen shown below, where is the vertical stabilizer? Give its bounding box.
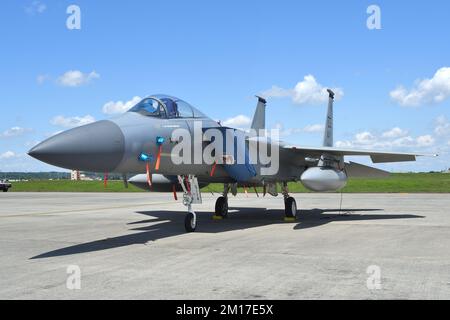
[251,96,266,135]
[323,89,334,147]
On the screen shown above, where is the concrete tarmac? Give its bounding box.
[0,192,449,299]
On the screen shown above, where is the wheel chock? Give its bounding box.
[212,215,224,220]
[284,217,297,223]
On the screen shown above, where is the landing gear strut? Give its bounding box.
[282,182,297,219]
[215,184,230,218]
[178,175,202,232]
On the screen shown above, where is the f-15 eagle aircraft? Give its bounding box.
[29,91,435,232]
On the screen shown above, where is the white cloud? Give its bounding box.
[50,115,95,128]
[222,115,252,127]
[390,67,450,107]
[56,70,100,87]
[416,135,435,147]
[355,131,376,145]
[0,127,32,138]
[36,74,50,84]
[272,123,288,137]
[261,75,344,105]
[390,136,416,148]
[272,123,324,137]
[261,86,292,99]
[0,151,16,159]
[48,131,63,137]
[434,116,450,137]
[25,1,46,15]
[381,127,409,139]
[103,96,142,114]
[336,129,435,150]
[1,152,61,171]
[303,124,325,133]
[335,140,353,148]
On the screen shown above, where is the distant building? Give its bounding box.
[71,170,81,181]
[79,173,93,181]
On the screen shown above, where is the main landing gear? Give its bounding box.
[212,182,297,222]
[282,182,297,219]
[215,184,230,218]
[178,179,297,233]
[178,175,202,232]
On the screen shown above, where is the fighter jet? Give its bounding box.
[29,92,435,232]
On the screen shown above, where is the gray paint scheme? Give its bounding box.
[27,93,438,233]
[282,145,428,163]
[323,89,334,148]
[109,112,227,177]
[301,167,347,192]
[128,174,209,192]
[345,162,390,178]
[28,120,125,172]
[28,94,436,190]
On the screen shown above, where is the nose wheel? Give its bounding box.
[184,209,197,232]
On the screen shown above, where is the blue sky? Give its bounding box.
[1,0,450,172]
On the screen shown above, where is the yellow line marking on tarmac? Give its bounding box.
[0,201,173,218]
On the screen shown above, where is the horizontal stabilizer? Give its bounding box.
[345,162,390,178]
[370,154,416,163]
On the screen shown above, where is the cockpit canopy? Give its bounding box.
[128,95,206,119]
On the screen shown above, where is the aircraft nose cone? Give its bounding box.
[29,120,125,172]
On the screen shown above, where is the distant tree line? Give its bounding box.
[0,172,70,180]
[0,172,125,181]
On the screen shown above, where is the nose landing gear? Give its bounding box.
[178,175,202,232]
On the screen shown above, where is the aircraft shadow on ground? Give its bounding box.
[31,208,424,259]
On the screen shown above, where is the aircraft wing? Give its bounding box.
[282,145,437,163]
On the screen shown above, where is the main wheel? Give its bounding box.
[184,212,196,232]
[2,189,7,193]
[284,197,297,218]
[215,196,228,218]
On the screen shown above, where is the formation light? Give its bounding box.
[138,153,152,162]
